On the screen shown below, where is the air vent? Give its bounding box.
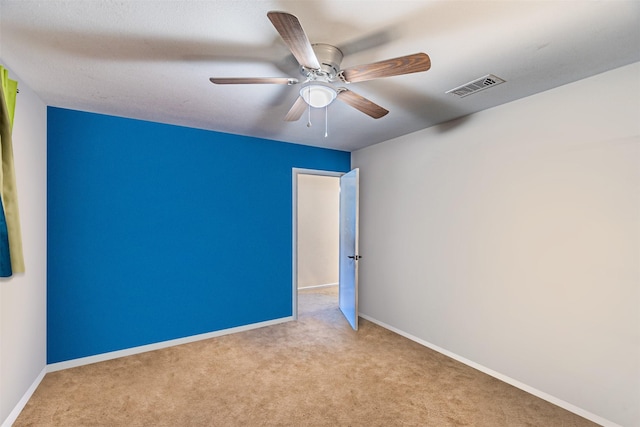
[446,74,505,98]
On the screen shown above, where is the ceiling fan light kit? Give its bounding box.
[300,82,337,108]
[210,11,431,134]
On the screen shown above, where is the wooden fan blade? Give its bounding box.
[341,53,431,83]
[337,90,389,119]
[210,77,298,85]
[267,11,321,70]
[284,96,307,122]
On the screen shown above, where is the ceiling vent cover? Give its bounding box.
[446,74,505,98]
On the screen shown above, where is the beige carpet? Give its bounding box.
[15,287,598,426]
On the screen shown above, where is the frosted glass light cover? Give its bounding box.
[300,84,337,108]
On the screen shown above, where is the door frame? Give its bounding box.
[291,168,344,320]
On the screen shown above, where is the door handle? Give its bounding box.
[348,255,362,260]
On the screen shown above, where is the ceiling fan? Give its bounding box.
[210,11,431,131]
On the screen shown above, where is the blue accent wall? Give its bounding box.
[47,107,351,363]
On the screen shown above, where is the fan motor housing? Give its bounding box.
[307,43,344,80]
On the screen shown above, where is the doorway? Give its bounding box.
[292,168,343,320]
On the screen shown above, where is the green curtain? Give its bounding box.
[0,65,25,276]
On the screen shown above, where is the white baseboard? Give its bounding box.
[2,366,46,427]
[298,282,338,290]
[359,314,620,427]
[3,317,293,426]
[8,314,620,427]
[47,316,293,372]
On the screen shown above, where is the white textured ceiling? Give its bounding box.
[1,0,639,151]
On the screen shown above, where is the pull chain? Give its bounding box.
[324,105,329,138]
[306,92,312,128]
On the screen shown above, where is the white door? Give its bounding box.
[339,168,360,330]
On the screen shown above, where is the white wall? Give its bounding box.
[297,174,339,288]
[353,62,639,427]
[0,63,47,426]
